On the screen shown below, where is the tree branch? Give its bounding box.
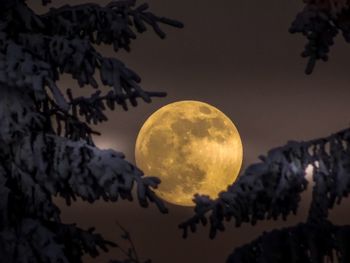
[227,220,350,263]
[13,132,168,213]
[290,0,350,74]
[40,1,183,51]
[179,127,350,238]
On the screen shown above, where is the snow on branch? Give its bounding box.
[179,127,350,239]
[0,1,182,261]
[0,218,115,263]
[0,33,166,112]
[290,0,350,74]
[227,220,350,263]
[109,221,152,263]
[40,1,184,51]
[12,133,168,213]
[0,0,183,132]
[0,36,68,110]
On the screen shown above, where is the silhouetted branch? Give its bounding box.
[0,1,182,261]
[40,1,184,49]
[180,127,350,238]
[13,132,168,213]
[0,0,182,137]
[227,220,350,263]
[290,0,350,74]
[0,218,116,263]
[109,221,151,263]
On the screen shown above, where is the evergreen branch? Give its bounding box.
[66,89,166,125]
[179,127,350,239]
[0,218,68,263]
[110,221,148,263]
[13,133,168,213]
[0,1,182,261]
[49,106,101,143]
[47,221,116,261]
[0,218,115,263]
[227,220,350,263]
[40,1,184,51]
[2,33,168,114]
[290,0,350,74]
[0,34,166,140]
[0,36,69,110]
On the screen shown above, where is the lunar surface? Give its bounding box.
[135,101,243,206]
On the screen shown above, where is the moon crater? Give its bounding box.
[135,101,243,206]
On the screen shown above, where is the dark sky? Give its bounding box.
[31,0,350,262]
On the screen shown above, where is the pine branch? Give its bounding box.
[0,218,115,263]
[290,0,350,74]
[0,32,169,131]
[0,218,68,263]
[0,34,167,141]
[0,85,46,142]
[0,36,69,110]
[47,221,116,261]
[179,127,350,239]
[13,132,168,213]
[40,1,184,51]
[2,33,165,108]
[109,221,152,263]
[66,89,166,125]
[227,220,350,263]
[0,0,183,135]
[0,1,182,261]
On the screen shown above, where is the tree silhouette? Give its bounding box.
[179,127,350,262]
[179,1,350,244]
[179,127,350,237]
[0,0,182,262]
[290,0,350,74]
[178,1,350,262]
[227,221,350,263]
[109,221,151,263]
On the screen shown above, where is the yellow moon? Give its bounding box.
[135,101,243,206]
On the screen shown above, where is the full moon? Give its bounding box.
[135,101,243,206]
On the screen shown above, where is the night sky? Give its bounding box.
[31,0,350,262]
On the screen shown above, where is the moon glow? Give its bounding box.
[135,101,243,206]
